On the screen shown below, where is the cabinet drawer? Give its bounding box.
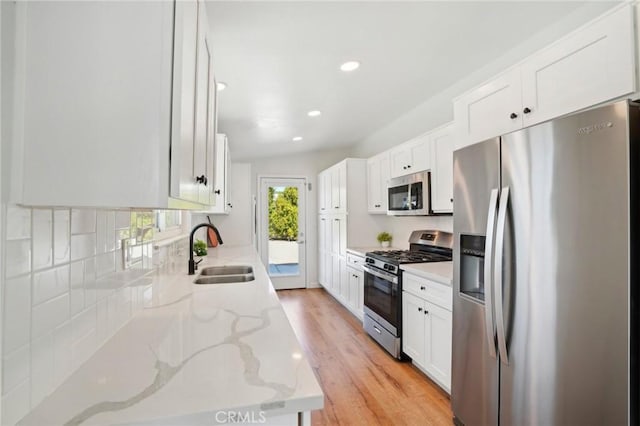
[346,253,365,269]
[403,272,452,311]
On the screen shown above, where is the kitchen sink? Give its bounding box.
[199,265,253,276]
[193,273,255,285]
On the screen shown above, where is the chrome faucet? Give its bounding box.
[188,223,216,275]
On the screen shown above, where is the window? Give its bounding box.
[154,210,184,239]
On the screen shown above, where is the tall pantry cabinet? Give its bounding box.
[317,159,382,319]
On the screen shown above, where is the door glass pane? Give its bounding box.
[267,186,300,277]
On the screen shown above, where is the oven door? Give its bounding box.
[363,265,399,335]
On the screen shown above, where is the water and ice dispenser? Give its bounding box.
[459,234,486,302]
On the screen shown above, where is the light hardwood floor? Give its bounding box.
[278,288,453,426]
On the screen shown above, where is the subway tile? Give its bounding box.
[53,209,71,265]
[30,332,54,409]
[70,261,85,316]
[96,252,115,278]
[32,293,69,339]
[32,209,53,271]
[6,206,31,240]
[71,209,96,235]
[1,379,30,425]
[2,345,30,394]
[96,211,107,255]
[84,258,97,306]
[33,265,69,306]
[115,211,130,229]
[72,327,97,370]
[106,211,116,252]
[71,306,96,343]
[3,276,31,354]
[70,233,96,261]
[53,321,73,389]
[5,239,31,278]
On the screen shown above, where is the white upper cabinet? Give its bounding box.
[366,152,390,214]
[389,134,431,178]
[330,161,347,214]
[453,68,522,147]
[14,0,219,209]
[454,4,636,149]
[207,134,230,214]
[520,4,635,128]
[430,123,455,213]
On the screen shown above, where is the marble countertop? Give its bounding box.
[21,246,324,425]
[400,262,453,286]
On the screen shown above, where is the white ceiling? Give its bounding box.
[207,1,613,161]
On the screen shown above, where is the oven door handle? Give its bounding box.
[363,266,398,284]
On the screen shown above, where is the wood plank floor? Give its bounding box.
[278,288,453,426]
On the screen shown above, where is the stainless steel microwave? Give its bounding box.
[387,171,431,216]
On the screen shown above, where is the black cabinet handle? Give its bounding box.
[523,107,532,114]
[195,175,207,186]
[418,307,423,312]
[510,112,518,119]
[403,166,407,170]
[407,165,411,168]
[450,198,454,203]
[420,286,426,290]
[424,310,429,315]
[214,189,221,194]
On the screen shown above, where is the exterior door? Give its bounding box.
[259,178,307,290]
[498,101,629,426]
[451,138,500,426]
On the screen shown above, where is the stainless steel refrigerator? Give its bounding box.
[452,100,638,426]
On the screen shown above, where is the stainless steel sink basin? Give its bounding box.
[199,265,253,276]
[193,273,255,285]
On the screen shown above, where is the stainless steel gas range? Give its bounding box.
[363,230,453,359]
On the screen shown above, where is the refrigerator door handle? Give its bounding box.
[483,188,499,359]
[495,186,510,364]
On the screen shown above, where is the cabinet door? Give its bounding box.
[331,217,341,254]
[355,270,364,315]
[171,0,200,202]
[318,217,327,252]
[521,5,635,127]
[454,67,522,148]
[367,153,390,214]
[330,161,347,213]
[208,135,228,213]
[430,123,455,213]
[318,171,328,213]
[339,257,349,302]
[323,251,333,289]
[408,134,430,173]
[424,301,452,392]
[331,255,341,295]
[402,291,425,364]
[195,1,212,205]
[390,145,412,178]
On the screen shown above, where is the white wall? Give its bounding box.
[192,162,253,247]
[249,147,351,287]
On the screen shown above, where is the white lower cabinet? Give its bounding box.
[402,272,452,393]
[347,265,364,318]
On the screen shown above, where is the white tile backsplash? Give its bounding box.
[31,209,53,271]
[2,345,30,394]
[1,380,31,426]
[2,205,160,422]
[53,209,71,265]
[5,239,31,278]
[69,261,85,316]
[30,333,55,408]
[31,293,69,340]
[32,265,69,306]
[71,209,96,235]
[70,233,96,261]
[6,206,31,240]
[3,276,31,354]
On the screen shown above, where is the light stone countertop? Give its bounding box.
[20,246,324,425]
[400,262,453,286]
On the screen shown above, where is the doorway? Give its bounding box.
[258,177,307,290]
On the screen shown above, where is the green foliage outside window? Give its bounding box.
[269,186,298,241]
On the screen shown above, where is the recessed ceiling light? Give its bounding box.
[292,136,303,142]
[307,110,321,117]
[340,61,360,72]
[217,82,227,91]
